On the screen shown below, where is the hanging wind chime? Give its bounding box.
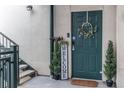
[78,11,97,39]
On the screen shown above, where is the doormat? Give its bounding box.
[71,79,98,87]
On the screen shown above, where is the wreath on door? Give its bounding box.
[78,11,97,39]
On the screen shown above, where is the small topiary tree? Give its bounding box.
[104,40,116,87]
[49,39,61,80]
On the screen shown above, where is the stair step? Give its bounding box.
[20,70,35,79]
[19,76,31,85]
[19,64,28,70]
[19,69,23,73]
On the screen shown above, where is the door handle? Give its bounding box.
[72,41,75,51]
[72,36,76,51]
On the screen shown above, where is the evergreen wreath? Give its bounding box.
[78,23,97,39]
[78,11,97,39]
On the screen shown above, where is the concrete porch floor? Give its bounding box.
[18,76,108,88]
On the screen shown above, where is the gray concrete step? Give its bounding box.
[19,76,31,85]
[20,70,35,79]
[19,64,28,70]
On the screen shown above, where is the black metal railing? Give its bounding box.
[0,57,11,88]
[0,32,19,88]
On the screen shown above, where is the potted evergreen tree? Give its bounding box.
[49,39,61,80]
[104,40,116,87]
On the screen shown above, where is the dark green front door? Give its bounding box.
[72,11,102,80]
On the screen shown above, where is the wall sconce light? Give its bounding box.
[26,5,33,11]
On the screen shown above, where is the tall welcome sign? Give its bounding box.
[61,42,68,80]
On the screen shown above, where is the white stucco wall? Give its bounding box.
[116,5,124,88]
[54,5,116,81]
[0,5,50,75]
[0,5,117,82]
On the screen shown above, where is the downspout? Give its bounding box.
[50,5,54,72]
